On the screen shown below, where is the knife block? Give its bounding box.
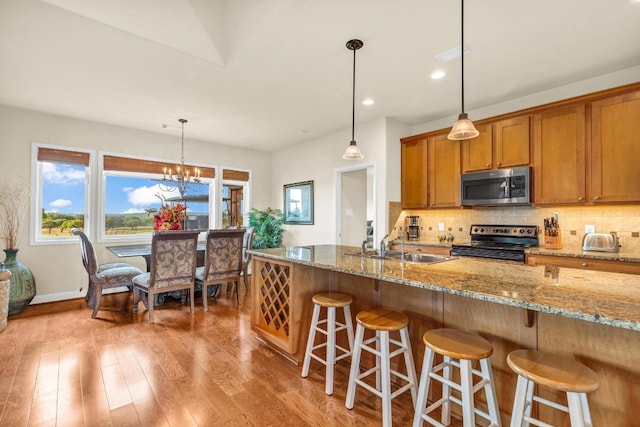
[544,229,562,249]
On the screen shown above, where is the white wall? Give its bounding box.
[272,117,409,247]
[0,104,272,301]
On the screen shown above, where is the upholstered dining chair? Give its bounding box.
[71,228,143,319]
[132,230,200,323]
[241,226,255,291]
[195,229,244,310]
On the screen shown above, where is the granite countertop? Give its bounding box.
[248,244,640,332]
[526,246,640,263]
[390,238,640,263]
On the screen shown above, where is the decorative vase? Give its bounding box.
[0,266,11,332]
[3,249,36,314]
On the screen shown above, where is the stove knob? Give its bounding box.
[479,228,484,233]
[527,229,532,234]
[473,227,478,232]
[519,229,524,234]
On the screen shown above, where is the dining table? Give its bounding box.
[107,242,207,272]
[107,241,207,305]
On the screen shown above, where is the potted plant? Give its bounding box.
[0,177,36,314]
[249,207,285,249]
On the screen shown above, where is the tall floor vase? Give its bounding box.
[0,267,10,332]
[3,249,36,314]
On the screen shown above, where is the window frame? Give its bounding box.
[30,143,93,246]
[98,151,217,242]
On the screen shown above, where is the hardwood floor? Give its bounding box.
[0,286,427,427]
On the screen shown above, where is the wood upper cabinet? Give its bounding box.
[461,123,493,172]
[428,133,460,208]
[461,116,530,173]
[401,138,428,209]
[590,90,640,203]
[532,105,586,205]
[494,116,530,168]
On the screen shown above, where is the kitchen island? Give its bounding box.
[249,244,640,426]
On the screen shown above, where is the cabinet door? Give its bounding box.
[532,105,586,204]
[461,123,493,172]
[591,91,640,203]
[428,133,461,208]
[401,138,428,209]
[494,116,530,168]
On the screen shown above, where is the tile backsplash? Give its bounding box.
[390,205,640,253]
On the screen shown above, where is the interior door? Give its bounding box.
[340,169,368,247]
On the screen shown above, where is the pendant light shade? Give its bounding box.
[342,39,364,160]
[448,0,479,141]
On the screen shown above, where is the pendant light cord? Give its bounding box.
[461,0,465,115]
[351,45,356,142]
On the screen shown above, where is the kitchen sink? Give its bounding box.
[343,251,455,264]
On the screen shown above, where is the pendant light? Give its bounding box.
[342,39,365,160]
[447,0,479,140]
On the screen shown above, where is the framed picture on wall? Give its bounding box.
[284,180,314,225]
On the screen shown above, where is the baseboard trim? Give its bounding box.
[30,286,130,305]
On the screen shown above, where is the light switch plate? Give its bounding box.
[438,222,445,232]
[585,224,596,233]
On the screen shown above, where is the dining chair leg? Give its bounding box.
[203,283,209,312]
[235,280,240,304]
[91,284,102,319]
[147,291,155,323]
[243,266,249,291]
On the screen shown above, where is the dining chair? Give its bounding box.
[195,229,244,309]
[71,228,144,318]
[241,226,256,291]
[132,230,200,323]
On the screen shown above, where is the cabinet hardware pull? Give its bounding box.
[485,163,491,168]
[593,196,600,200]
[582,262,588,267]
[578,197,584,201]
[497,162,501,166]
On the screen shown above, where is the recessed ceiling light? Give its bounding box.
[362,98,375,106]
[431,70,446,80]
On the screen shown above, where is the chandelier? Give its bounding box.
[159,118,201,200]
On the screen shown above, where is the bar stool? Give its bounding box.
[507,349,599,427]
[301,292,355,395]
[413,328,501,427]
[345,308,418,427]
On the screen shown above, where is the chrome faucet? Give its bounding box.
[361,240,368,256]
[379,234,389,257]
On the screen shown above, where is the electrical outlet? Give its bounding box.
[585,224,596,233]
[438,222,445,232]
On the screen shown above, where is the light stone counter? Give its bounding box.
[526,245,640,263]
[249,244,640,331]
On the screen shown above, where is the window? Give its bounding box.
[100,154,215,239]
[32,145,91,244]
[221,169,251,228]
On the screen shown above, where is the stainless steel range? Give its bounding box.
[451,224,539,262]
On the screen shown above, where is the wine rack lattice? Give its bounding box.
[258,261,291,337]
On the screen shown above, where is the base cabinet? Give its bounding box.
[251,257,328,364]
[251,258,638,426]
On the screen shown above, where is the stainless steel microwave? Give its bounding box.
[460,167,531,206]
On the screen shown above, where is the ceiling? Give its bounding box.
[1,0,639,152]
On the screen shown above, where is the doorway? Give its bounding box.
[335,163,375,248]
